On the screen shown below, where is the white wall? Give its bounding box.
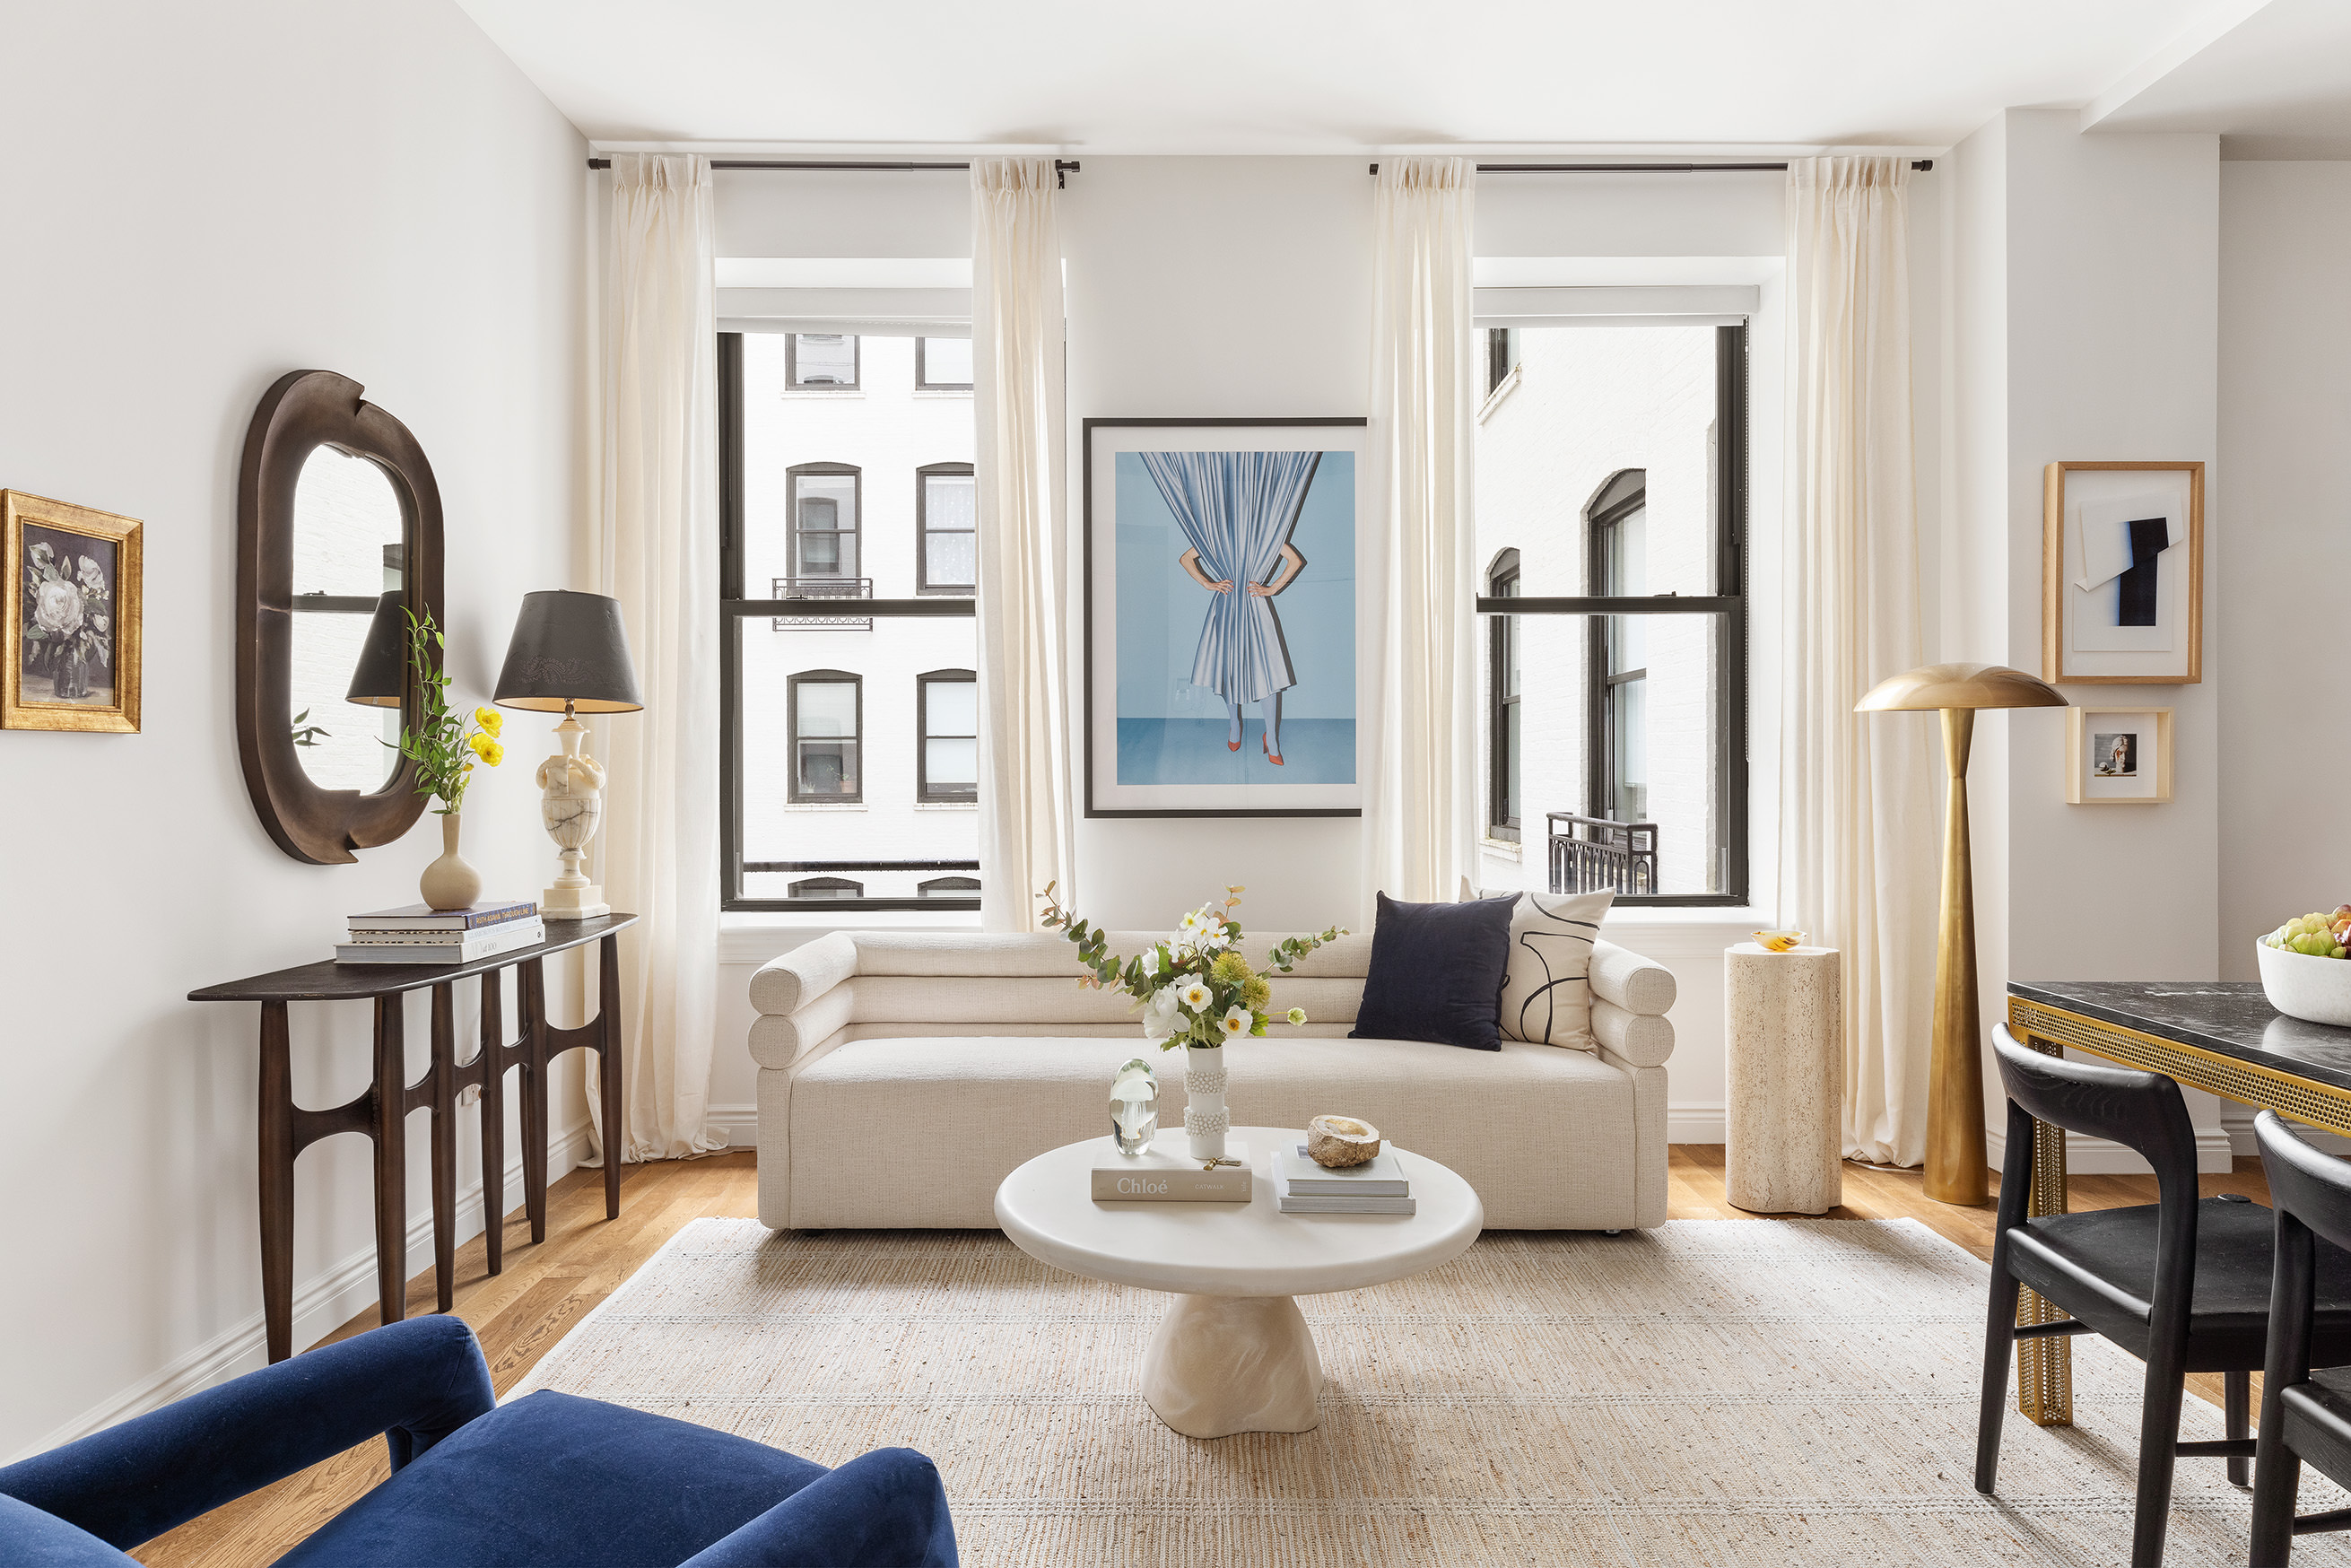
[1943,109,2232,1170]
[2216,161,2351,980]
[0,0,588,1456]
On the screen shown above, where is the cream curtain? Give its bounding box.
[1363,157,1479,914]
[590,153,724,1162]
[971,158,1075,933]
[1781,157,1938,1166]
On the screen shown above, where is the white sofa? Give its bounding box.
[747,929,1677,1231]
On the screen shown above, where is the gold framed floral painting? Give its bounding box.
[4,491,143,733]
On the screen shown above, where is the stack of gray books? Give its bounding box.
[1274,1142,1415,1215]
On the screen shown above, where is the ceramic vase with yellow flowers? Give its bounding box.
[392,608,505,910]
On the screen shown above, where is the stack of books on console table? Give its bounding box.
[1089,1138,1253,1202]
[1274,1142,1415,1215]
[336,902,543,965]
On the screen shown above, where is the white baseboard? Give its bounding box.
[1667,1103,1727,1144]
[1986,1122,2236,1176]
[2217,1103,2351,1161]
[17,1119,596,1463]
[704,1102,758,1149]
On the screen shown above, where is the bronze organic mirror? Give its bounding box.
[237,370,444,863]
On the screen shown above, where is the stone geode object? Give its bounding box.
[1306,1115,1381,1168]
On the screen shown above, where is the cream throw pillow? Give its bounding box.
[1486,888,1615,1050]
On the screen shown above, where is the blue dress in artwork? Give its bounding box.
[1139,450,1321,708]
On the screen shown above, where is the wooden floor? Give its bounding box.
[133,1147,2272,1567]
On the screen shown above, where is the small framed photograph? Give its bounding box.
[4,491,143,733]
[2042,460,2203,684]
[2066,705,2172,805]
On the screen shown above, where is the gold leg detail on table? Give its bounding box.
[2016,1031,2073,1426]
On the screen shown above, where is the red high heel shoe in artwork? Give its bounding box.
[1262,733,1284,766]
[1227,737,1241,751]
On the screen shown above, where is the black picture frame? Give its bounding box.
[1082,416,1368,820]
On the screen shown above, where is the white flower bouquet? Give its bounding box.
[1040,883,1345,1050]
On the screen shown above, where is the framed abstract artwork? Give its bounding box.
[4,490,143,733]
[2042,460,2203,684]
[2064,704,2172,805]
[1083,418,1367,817]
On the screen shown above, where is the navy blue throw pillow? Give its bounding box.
[1350,891,1518,1050]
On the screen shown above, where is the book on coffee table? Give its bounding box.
[1089,1138,1253,1203]
[1275,1142,1411,1197]
[1274,1177,1417,1216]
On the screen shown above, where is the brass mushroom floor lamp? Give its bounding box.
[1856,662,2067,1205]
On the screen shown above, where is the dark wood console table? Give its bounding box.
[2005,980,2351,1426]
[190,913,636,1362]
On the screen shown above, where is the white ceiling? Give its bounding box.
[454,0,2225,153]
[2085,0,2351,156]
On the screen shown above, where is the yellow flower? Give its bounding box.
[475,706,502,736]
[467,733,504,767]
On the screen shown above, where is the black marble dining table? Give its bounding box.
[2001,979,2351,1426]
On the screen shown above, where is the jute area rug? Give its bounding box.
[513,1217,2351,1566]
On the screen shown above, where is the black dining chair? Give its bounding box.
[2249,1109,2351,1564]
[1977,1026,2351,1568]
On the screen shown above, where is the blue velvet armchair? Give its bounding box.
[0,1315,956,1567]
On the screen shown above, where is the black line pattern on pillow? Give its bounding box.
[1506,901,1601,1044]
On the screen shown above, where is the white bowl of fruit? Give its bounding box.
[2258,908,2351,1027]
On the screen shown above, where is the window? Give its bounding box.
[786,671,861,801]
[1471,322,1747,906]
[1486,548,1521,841]
[723,331,981,911]
[1484,327,1517,397]
[916,463,975,593]
[1587,470,1648,823]
[918,669,978,801]
[785,333,859,388]
[788,464,861,581]
[916,336,972,390]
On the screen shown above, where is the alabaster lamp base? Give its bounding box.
[543,880,609,920]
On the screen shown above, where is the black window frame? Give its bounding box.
[783,333,860,390]
[1476,321,1749,908]
[720,332,981,912]
[785,668,863,804]
[1486,548,1520,842]
[915,462,976,595]
[786,462,862,582]
[1585,469,1649,824]
[916,667,979,803]
[915,336,972,391]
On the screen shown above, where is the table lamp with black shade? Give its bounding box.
[494,590,643,920]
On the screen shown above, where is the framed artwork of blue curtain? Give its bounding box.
[1083,418,1367,817]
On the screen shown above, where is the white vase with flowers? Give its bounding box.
[1041,884,1345,1160]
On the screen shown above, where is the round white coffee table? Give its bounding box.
[994,1125,1483,1438]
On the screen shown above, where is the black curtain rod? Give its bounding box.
[588,156,1081,187]
[1369,159,1934,175]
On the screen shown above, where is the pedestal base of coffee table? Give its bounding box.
[1141,1293,1323,1438]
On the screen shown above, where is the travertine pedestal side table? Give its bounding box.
[1725,942,1843,1214]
